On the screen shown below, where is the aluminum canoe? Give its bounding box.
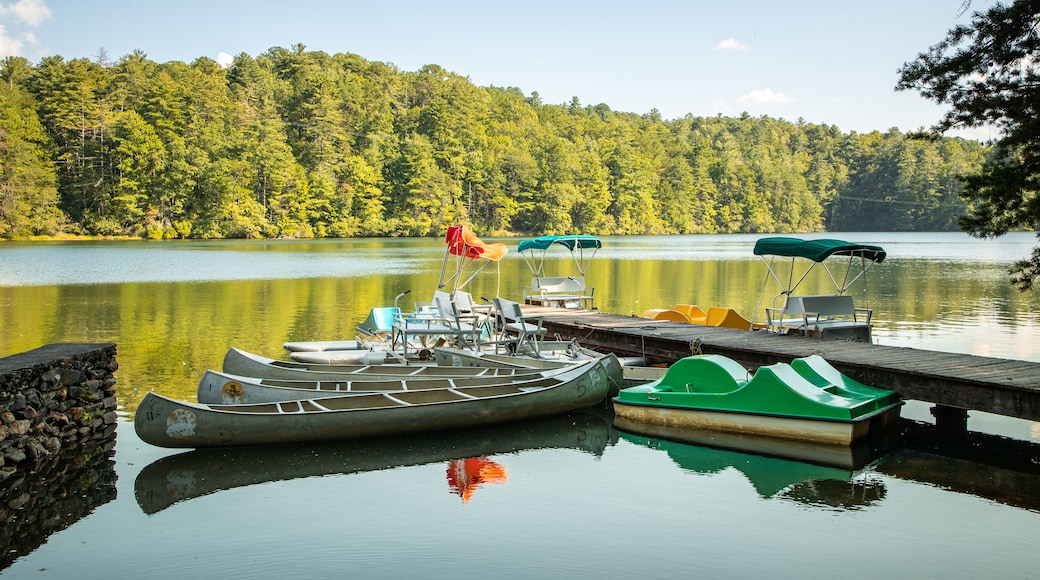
[136,354,621,448]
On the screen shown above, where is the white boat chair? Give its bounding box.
[492,297,546,355]
[454,290,494,317]
[433,292,491,351]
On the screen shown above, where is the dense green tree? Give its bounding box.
[0,45,994,243]
[897,0,1040,289]
[0,62,65,236]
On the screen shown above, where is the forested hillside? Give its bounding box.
[0,45,990,239]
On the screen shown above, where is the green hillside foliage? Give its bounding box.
[0,46,990,239]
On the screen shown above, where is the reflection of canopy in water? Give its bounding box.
[517,235,602,276]
[446,456,508,504]
[753,237,886,295]
[438,224,509,294]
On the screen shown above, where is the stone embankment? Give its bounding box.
[0,343,118,476]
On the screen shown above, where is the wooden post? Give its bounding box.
[930,404,969,434]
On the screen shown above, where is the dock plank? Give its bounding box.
[530,307,1040,422]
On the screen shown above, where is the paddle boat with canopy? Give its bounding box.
[284,225,507,360]
[755,237,886,342]
[438,223,509,295]
[518,234,601,309]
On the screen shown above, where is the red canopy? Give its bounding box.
[439,224,508,293]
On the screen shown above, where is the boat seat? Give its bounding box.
[766,294,873,341]
[393,292,489,355]
[674,304,708,325]
[523,276,595,309]
[493,297,546,354]
[640,309,690,323]
[454,290,493,317]
[357,306,400,335]
[658,354,750,394]
[705,307,761,330]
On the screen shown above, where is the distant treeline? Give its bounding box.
[0,45,990,240]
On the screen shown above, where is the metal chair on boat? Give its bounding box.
[492,297,547,355]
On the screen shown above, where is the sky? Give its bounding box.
[0,0,1001,140]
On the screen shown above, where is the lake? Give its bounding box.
[1,232,1039,579]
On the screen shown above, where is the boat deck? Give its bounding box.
[526,307,1040,423]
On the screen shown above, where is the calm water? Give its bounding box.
[1,232,1039,579]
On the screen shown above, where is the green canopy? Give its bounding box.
[517,235,602,254]
[753,238,886,264]
[517,235,602,276]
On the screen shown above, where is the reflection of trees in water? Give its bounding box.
[777,474,887,511]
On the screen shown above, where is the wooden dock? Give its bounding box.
[529,308,1040,424]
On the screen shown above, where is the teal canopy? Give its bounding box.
[517,235,602,254]
[517,235,602,276]
[753,238,886,264]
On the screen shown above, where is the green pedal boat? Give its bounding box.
[613,354,902,446]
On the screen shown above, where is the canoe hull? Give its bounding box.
[136,355,620,448]
[435,345,623,395]
[197,367,564,405]
[222,347,541,381]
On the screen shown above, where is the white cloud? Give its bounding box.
[0,0,49,57]
[712,98,733,115]
[0,24,23,57]
[715,38,750,51]
[216,52,233,68]
[738,88,794,105]
[0,0,51,26]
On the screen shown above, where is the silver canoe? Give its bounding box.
[135,354,621,448]
[221,347,557,381]
[134,409,614,514]
[197,365,588,405]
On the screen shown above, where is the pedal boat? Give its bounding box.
[612,354,902,446]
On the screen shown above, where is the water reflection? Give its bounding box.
[135,410,615,514]
[613,414,884,470]
[877,420,1040,513]
[0,427,117,571]
[776,476,887,511]
[617,415,1040,514]
[446,457,508,504]
[618,431,886,508]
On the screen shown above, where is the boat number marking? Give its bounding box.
[166,408,197,440]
